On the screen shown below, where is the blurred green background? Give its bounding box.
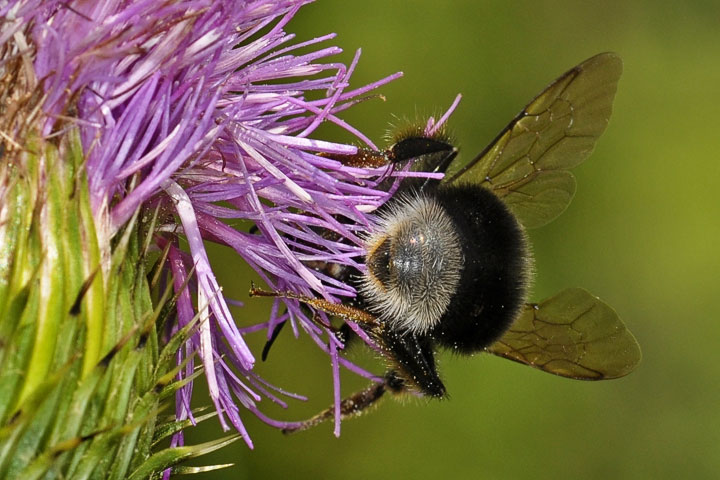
[185,1,720,478]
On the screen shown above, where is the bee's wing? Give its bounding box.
[485,288,641,380]
[443,53,622,228]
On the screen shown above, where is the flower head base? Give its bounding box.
[1,0,459,457]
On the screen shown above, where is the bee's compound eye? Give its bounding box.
[367,237,392,287]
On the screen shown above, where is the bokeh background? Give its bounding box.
[185,1,720,478]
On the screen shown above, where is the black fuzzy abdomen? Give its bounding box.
[430,184,530,354]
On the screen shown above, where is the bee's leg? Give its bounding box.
[388,136,456,168]
[281,371,407,434]
[261,318,287,361]
[320,137,456,169]
[261,310,339,363]
[261,304,355,361]
[249,283,381,331]
[425,143,457,176]
[334,322,357,348]
[254,288,376,361]
[318,148,391,168]
[390,137,458,191]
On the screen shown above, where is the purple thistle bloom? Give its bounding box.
[4,0,459,449]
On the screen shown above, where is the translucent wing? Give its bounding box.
[485,288,641,380]
[444,53,622,228]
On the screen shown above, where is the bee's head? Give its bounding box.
[359,192,464,334]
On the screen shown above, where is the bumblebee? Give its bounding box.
[252,52,641,432]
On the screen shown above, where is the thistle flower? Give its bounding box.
[0,0,457,475]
